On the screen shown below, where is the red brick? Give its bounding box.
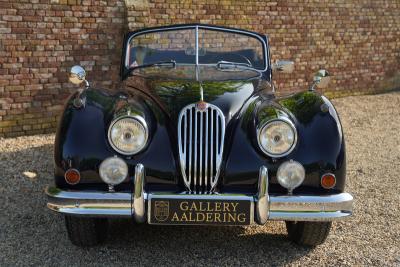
[2,15,23,21]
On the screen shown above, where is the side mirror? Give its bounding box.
[272,60,294,73]
[69,65,88,86]
[69,65,89,109]
[312,69,330,89]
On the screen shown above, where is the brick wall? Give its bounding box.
[0,0,126,137]
[1,0,399,137]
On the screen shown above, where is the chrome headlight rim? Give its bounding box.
[107,115,149,156]
[257,117,298,158]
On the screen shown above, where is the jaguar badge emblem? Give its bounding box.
[154,201,169,222]
[196,101,208,111]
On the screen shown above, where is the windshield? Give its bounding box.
[125,25,267,75]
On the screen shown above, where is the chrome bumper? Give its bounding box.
[46,165,353,223]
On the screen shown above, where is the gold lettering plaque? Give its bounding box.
[149,197,252,225]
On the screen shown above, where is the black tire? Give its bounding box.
[285,221,332,246]
[64,216,108,247]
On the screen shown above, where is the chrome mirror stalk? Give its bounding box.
[272,60,294,73]
[72,93,86,109]
[309,69,331,91]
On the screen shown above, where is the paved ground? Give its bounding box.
[1,92,399,266]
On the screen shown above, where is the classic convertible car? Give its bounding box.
[45,24,353,247]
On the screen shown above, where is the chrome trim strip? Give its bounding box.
[148,193,254,201]
[213,112,225,188]
[270,193,353,211]
[256,166,269,224]
[268,211,351,221]
[268,193,353,221]
[45,187,131,200]
[125,24,269,72]
[47,203,132,218]
[45,186,132,217]
[133,164,145,223]
[47,204,132,217]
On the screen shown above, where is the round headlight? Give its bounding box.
[108,116,148,155]
[258,118,297,157]
[277,160,305,192]
[99,157,128,185]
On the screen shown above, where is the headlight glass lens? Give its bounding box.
[277,160,305,190]
[109,117,147,155]
[258,119,296,156]
[99,157,128,185]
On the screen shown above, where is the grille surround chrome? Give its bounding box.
[178,102,225,193]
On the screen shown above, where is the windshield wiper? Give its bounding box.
[215,61,258,72]
[128,60,176,75]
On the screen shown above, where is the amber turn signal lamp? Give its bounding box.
[321,173,336,189]
[65,169,80,185]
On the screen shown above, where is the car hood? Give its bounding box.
[123,76,264,123]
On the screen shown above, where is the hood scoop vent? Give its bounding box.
[178,102,225,193]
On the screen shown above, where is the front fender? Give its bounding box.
[222,91,346,194]
[54,88,179,191]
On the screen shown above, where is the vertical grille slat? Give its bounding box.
[205,109,208,190]
[199,112,203,189]
[188,109,192,187]
[215,111,219,184]
[210,110,214,188]
[194,110,197,190]
[178,103,225,193]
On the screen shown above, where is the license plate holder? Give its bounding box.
[148,194,254,225]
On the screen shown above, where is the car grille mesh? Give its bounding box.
[178,103,225,193]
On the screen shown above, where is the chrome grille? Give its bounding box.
[178,103,225,193]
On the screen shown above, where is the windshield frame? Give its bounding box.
[121,24,269,79]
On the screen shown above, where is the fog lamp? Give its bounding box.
[277,160,305,193]
[99,157,128,185]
